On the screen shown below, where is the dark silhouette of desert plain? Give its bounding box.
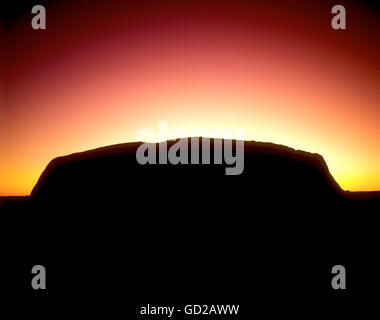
[0,138,379,315]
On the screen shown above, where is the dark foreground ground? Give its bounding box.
[0,139,379,317]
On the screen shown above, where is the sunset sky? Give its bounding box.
[1,0,380,195]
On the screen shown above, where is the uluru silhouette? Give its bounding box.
[0,139,379,316]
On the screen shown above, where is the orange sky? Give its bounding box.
[1,0,380,195]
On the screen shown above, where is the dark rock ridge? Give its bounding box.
[29,139,343,202]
